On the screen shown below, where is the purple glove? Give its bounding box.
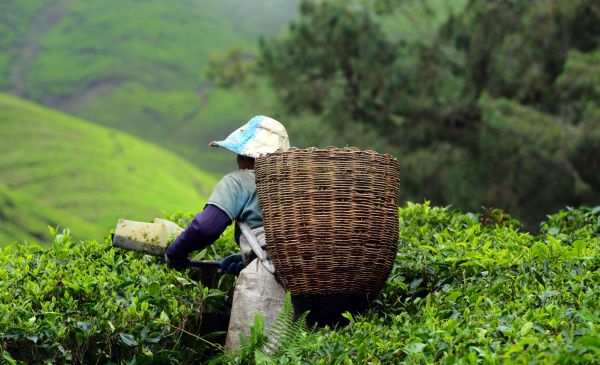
[164,252,189,271]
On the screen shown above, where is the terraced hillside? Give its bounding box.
[0,93,217,245]
[0,0,299,172]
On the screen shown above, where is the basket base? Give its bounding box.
[292,293,373,327]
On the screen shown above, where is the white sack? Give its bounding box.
[225,258,286,350]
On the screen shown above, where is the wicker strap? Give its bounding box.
[239,222,276,274]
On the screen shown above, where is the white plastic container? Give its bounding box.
[112,218,184,256]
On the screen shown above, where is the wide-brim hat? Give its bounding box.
[210,115,290,158]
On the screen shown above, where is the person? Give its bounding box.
[164,115,290,349]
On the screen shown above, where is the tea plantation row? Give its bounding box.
[0,215,237,364]
[289,204,599,364]
[1,204,599,364]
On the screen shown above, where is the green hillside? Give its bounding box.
[0,184,100,245]
[0,93,217,246]
[0,0,298,173]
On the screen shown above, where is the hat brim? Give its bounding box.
[209,140,243,155]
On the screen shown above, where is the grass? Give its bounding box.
[0,184,100,245]
[0,93,217,246]
[0,0,47,88]
[70,80,282,173]
[1,0,298,174]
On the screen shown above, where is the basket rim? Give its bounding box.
[258,146,398,162]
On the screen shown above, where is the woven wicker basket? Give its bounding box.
[255,147,400,303]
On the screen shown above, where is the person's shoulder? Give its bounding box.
[219,170,255,186]
[223,169,254,177]
[223,170,255,181]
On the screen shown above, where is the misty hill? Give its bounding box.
[0,0,299,172]
[0,93,217,245]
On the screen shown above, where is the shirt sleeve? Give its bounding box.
[165,204,232,260]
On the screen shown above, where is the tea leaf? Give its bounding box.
[119,333,138,347]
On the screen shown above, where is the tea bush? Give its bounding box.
[236,203,600,364]
[2,204,599,364]
[0,225,234,364]
[540,206,600,241]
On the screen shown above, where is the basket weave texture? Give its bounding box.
[255,147,400,297]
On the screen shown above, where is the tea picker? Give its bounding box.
[113,115,290,350]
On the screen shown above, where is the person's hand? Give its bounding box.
[219,253,244,275]
[164,252,189,271]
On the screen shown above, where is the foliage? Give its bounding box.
[212,293,317,365]
[259,0,600,227]
[372,0,469,43]
[0,93,217,245]
[206,47,257,90]
[540,206,600,240]
[0,227,230,364]
[280,202,599,364]
[261,0,396,130]
[1,203,599,363]
[4,0,598,229]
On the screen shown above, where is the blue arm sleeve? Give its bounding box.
[165,204,232,260]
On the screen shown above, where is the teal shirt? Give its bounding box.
[207,170,263,232]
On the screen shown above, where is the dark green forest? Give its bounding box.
[253,0,600,228]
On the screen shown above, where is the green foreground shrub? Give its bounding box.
[1,204,599,364]
[0,226,231,364]
[280,203,600,364]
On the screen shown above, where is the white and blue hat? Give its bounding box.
[210,115,290,158]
